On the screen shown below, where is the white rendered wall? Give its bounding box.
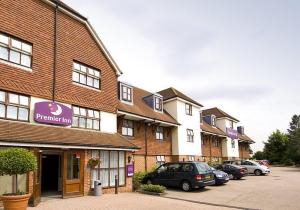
[100,112,117,133]
[164,99,202,156]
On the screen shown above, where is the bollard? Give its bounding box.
[115,175,118,194]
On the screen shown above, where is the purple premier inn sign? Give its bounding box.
[127,165,134,177]
[34,102,72,126]
[226,128,238,139]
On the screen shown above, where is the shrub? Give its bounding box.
[284,159,295,166]
[0,148,37,194]
[140,184,166,193]
[132,171,147,190]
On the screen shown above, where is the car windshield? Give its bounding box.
[195,163,212,173]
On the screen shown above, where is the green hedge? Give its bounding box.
[133,171,148,190]
[140,184,166,193]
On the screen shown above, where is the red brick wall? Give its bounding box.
[239,142,250,159]
[0,0,118,113]
[117,118,172,156]
[201,134,223,160]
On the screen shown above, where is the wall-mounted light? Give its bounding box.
[128,155,134,163]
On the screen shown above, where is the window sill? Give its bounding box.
[123,135,135,140]
[72,82,101,92]
[0,59,32,72]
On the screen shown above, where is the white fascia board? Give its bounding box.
[163,97,202,108]
[0,141,137,152]
[117,110,179,127]
[41,0,122,76]
[217,117,239,123]
[201,131,227,138]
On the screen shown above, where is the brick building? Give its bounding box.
[117,82,179,172]
[0,0,138,206]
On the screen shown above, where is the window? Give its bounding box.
[154,96,163,111]
[200,112,203,124]
[187,129,194,142]
[213,139,220,147]
[155,126,164,140]
[156,155,165,166]
[72,106,100,130]
[182,163,194,172]
[231,139,235,148]
[90,150,125,188]
[0,33,32,68]
[72,61,101,89]
[122,119,134,137]
[188,156,195,161]
[67,153,80,180]
[185,103,192,115]
[0,90,29,121]
[230,120,234,129]
[121,84,132,102]
[211,115,216,126]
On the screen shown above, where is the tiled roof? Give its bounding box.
[203,107,239,122]
[0,120,139,149]
[201,121,227,137]
[118,86,179,125]
[238,133,255,144]
[158,87,203,107]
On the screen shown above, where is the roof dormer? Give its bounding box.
[119,82,133,105]
[203,114,216,127]
[237,126,245,135]
[143,93,163,112]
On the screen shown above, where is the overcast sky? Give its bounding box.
[64,0,300,152]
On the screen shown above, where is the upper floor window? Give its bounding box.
[154,96,163,112]
[0,90,29,121]
[187,129,194,142]
[122,119,134,137]
[121,84,132,103]
[0,33,32,68]
[72,62,101,90]
[156,126,164,140]
[230,120,234,129]
[72,106,100,130]
[211,115,216,127]
[213,139,220,147]
[185,103,192,115]
[156,155,166,166]
[231,139,235,148]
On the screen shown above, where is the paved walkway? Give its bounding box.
[26,193,234,210]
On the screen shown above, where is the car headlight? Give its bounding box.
[216,174,223,178]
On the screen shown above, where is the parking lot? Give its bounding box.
[162,166,300,210]
[5,166,297,210]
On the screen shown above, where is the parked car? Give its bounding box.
[210,167,230,185]
[215,164,247,180]
[142,162,215,191]
[223,160,270,176]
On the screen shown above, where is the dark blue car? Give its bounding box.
[210,167,229,185]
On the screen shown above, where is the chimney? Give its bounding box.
[237,126,244,135]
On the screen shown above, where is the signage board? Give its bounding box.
[127,165,134,177]
[226,128,238,139]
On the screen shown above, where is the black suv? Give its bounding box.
[142,162,215,191]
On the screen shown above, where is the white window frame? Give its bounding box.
[185,103,192,115]
[154,96,163,112]
[156,155,166,166]
[122,119,134,137]
[211,115,216,127]
[187,129,194,142]
[0,33,32,68]
[72,106,100,130]
[155,126,164,140]
[120,84,133,103]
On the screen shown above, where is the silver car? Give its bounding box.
[224,160,271,176]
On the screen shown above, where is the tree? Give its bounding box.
[252,151,265,160]
[263,130,288,163]
[285,114,300,164]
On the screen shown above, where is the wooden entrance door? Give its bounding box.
[30,149,42,206]
[63,150,84,198]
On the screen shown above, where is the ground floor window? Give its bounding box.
[188,156,195,161]
[90,150,125,188]
[156,155,166,166]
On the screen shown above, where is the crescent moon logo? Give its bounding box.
[49,103,63,116]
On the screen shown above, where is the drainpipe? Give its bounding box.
[144,123,148,172]
[52,4,58,101]
[209,135,212,163]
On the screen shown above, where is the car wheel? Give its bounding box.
[181,181,192,192]
[146,179,152,185]
[254,169,262,176]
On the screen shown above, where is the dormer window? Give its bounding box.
[154,96,163,112]
[185,103,192,115]
[211,115,216,127]
[120,83,133,103]
[200,112,203,124]
[230,120,234,129]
